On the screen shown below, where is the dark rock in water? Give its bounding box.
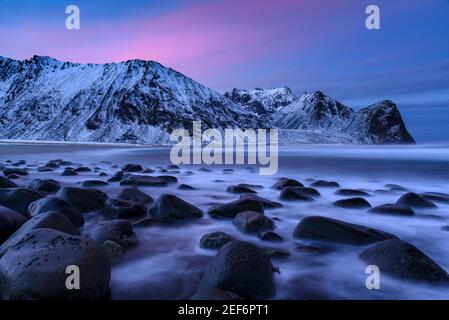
[61,168,78,176]
[87,220,138,248]
[157,175,178,184]
[0,229,111,299]
[7,174,20,180]
[100,199,147,219]
[99,172,108,177]
[198,167,212,172]
[3,168,28,176]
[0,176,18,188]
[237,183,263,189]
[441,226,449,231]
[293,187,321,198]
[208,199,264,219]
[396,192,437,209]
[43,162,59,169]
[108,171,126,182]
[360,239,449,285]
[311,180,340,188]
[374,189,396,195]
[227,185,257,194]
[178,184,195,190]
[117,187,153,204]
[200,241,276,299]
[263,248,290,259]
[233,211,274,234]
[28,179,61,194]
[222,168,234,173]
[167,164,180,170]
[57,187,108,213]
[279,187,315,201]
[37,166,55,172]
[28,197,85,227]
[102,240,125,261]
[0,206,27,244]
[369,204,415,216]
[421,192,449,204]
[0,212,80,256]
[0,188,44,216]
[81,180,109,188]
[120,175,168,187]
[272,178,304,190]
[258,231,283,242]
[335,189,370,197]
[75,166,92,173]
[121,164,144,173]
[191,288,242,300]
[333,197,372,209]
[12,160,26,166]
[239,194,283,209]
[200,231,234,250]
[293,216,397,245]
[149,194,203,222]
[385,184,409,192]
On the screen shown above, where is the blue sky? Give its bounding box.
[0,0,448,142]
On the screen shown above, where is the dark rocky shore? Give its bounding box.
[0,154,449,300]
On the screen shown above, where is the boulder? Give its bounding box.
[421,192,449,204]
[116,187,153,204]
[333,197,372,209]
[57,187,108,213]
[208,199,264,219]
[279,187,315,201]
[258,231,283,242]
[200,241,276,299]
[3,168,28,176]
[233,211,274,234]
[0,211,80,256]
[293,216,397,245]
[100,199,147,219]
[0,188,44,216]
[120,175,168,187]
[0,229,111,299]
[178,184,195,190]
[360,239,449,285]
[311,180,340,188]
[396,192,437,208]
[227,185,257,194]
[102,240,125,261]
[0,177,18,189]
[239,194,283,209]
[61,168,78,176]
[200,231,234,250]
[28,197,84,228]
[369,204,415,216]
[87,220,138,248]
[271,178,303,190]
[0,206,27,244]
[28,179,61,194]
[74,166,92,173]
[121,164,144,173]
[81,180,109,188]
[149,194,203,222]
[335,189,370,197]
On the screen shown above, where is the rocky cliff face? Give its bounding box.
[0,56,415,144]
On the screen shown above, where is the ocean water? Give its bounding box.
[1,143,449,300]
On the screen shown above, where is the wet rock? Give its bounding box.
[233,211,274,234]
[279,187,315,201]
[0,206,27,244]
[198,167,212,172]
[0,229,111,299]
[360,239,449,285]
[149,194,203,222]
[99,172,108,177]
[333,197,372,209]
[116,187,153,204]
[264,248,290,259]
[335,189,370,197]
[81,180,109,188]
[0,212,80,256]
[157,175,178,184]
[28,197,84,227]
[7,174,20,180]
[57,187,108,213]
[200,241,276,299]
[3,168,28,176]
[385,184,409,192]
[258,231,283,242]
[87,220,138,248]
[227,185,257,194]
[107,171,126,182]
[121,164,144,173]
[191,288,242,300]
[200,231,234,250]
[208,199,264,219]
[272,178,304,190]
[293,216,397,245]
[238,183,263,189]
[293,187,321,197]
[421,192,449,204]
[0,177,18,189]
[37,166,55,172]
[311,180,340,188]
[374,189,395,195]
[28,179,61,194]
[102,240,125,261]
[239,194,283,209]
[61,168,78,176]
[369,204,415,216]
[178,184,195,190]
[120,175,168,187]
[43,162,59,169]
[100,199,147,219]
[0,188,44,216]
[74,166,92,173]
[396,192,437,209]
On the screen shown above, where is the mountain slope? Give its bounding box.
[0,56,415,144]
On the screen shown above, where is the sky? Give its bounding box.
[0,0,448,142]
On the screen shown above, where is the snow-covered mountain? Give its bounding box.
[0,56,414,144]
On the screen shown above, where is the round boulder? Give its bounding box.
[28,197,84,227]
[333,197,372,209]
[200,231,234,250]
[0,206,27,244]
[233,211,274,234]
[396,192,437,209]
[28,179,61,194]
[0,188,44,216]
[149,194,203,222]
[57,187,108,213]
